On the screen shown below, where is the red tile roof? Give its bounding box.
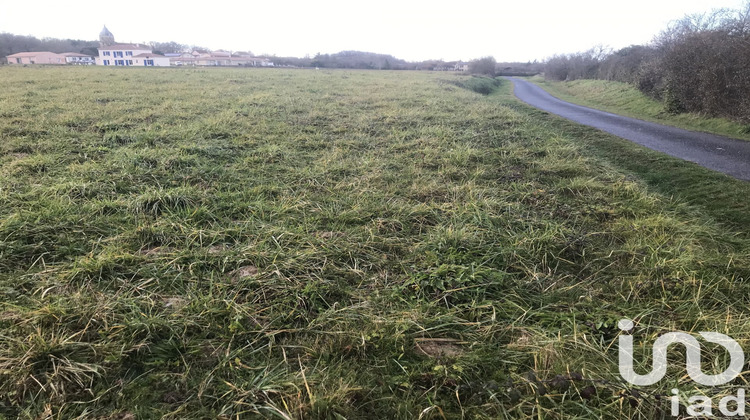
[6,51,57,57]
[98,43,152,50]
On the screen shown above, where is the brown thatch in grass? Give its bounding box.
[232,265,259,279]
[414,338,464,359]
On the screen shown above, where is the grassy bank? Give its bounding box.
[1,67,749,419]
[446,75,502,95]
[531,77,750,141]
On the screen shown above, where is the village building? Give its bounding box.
[95,26,170,67]
[5,26,272,68]
[454,61,469,71]
[432,61,469,72]
[6,51,94,65]
[6,51,65,65]
[169,50,274,67]
[62,53,96,65]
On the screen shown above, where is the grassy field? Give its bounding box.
[530,77,750,141]
[1,67,750,419]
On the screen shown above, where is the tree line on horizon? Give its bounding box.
[0,32,413,69]
[0,32,543,74]
[0,33,100,60]
[544,2,750,124]
[0,33,213,62]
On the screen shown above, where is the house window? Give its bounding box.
[103,60,110,65]
[114,51,123,58]
[103,51,111,56]
[16,58,21,64]
[115,60,125,66]
[126,51,133,56]
[127,60,133,65]
[145,59,154,66]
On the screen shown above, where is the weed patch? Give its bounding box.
[445,76,502,95]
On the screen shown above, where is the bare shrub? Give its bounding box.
[544,2,750,123]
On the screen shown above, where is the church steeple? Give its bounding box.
[99,25,115,47]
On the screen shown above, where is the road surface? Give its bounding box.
[507,77,750,181]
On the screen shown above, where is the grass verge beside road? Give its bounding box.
[530,77,750,141]
[1,67,749,419]
[499,80,750,233]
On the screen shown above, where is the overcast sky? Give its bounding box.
[1,0,746,61]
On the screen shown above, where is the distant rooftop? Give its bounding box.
[6,51,57,57]
[98,43,152,50]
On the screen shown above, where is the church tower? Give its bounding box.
[99,26,115,47]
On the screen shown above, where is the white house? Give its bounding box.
[95,26,169,67]
[454,61,469,72]
[94,26,272,68]
[96,43,169,67]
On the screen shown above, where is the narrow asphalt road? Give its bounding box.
[507,77,750,181]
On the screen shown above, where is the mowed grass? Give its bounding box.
[531,77,750,141]
[1,67,750,419]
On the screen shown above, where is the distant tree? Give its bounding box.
[469,56,497,76]
[0,32,99,61]
[272,55,312,67]
[544,54,571,81]
[190,46,211,54]
[495,60,544,76]
[149,41,188,54]
[597,45,653,83]
[310,52,327,68]
[306,51,408,70]
[416,59,444,71]
[544,46,609,81]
